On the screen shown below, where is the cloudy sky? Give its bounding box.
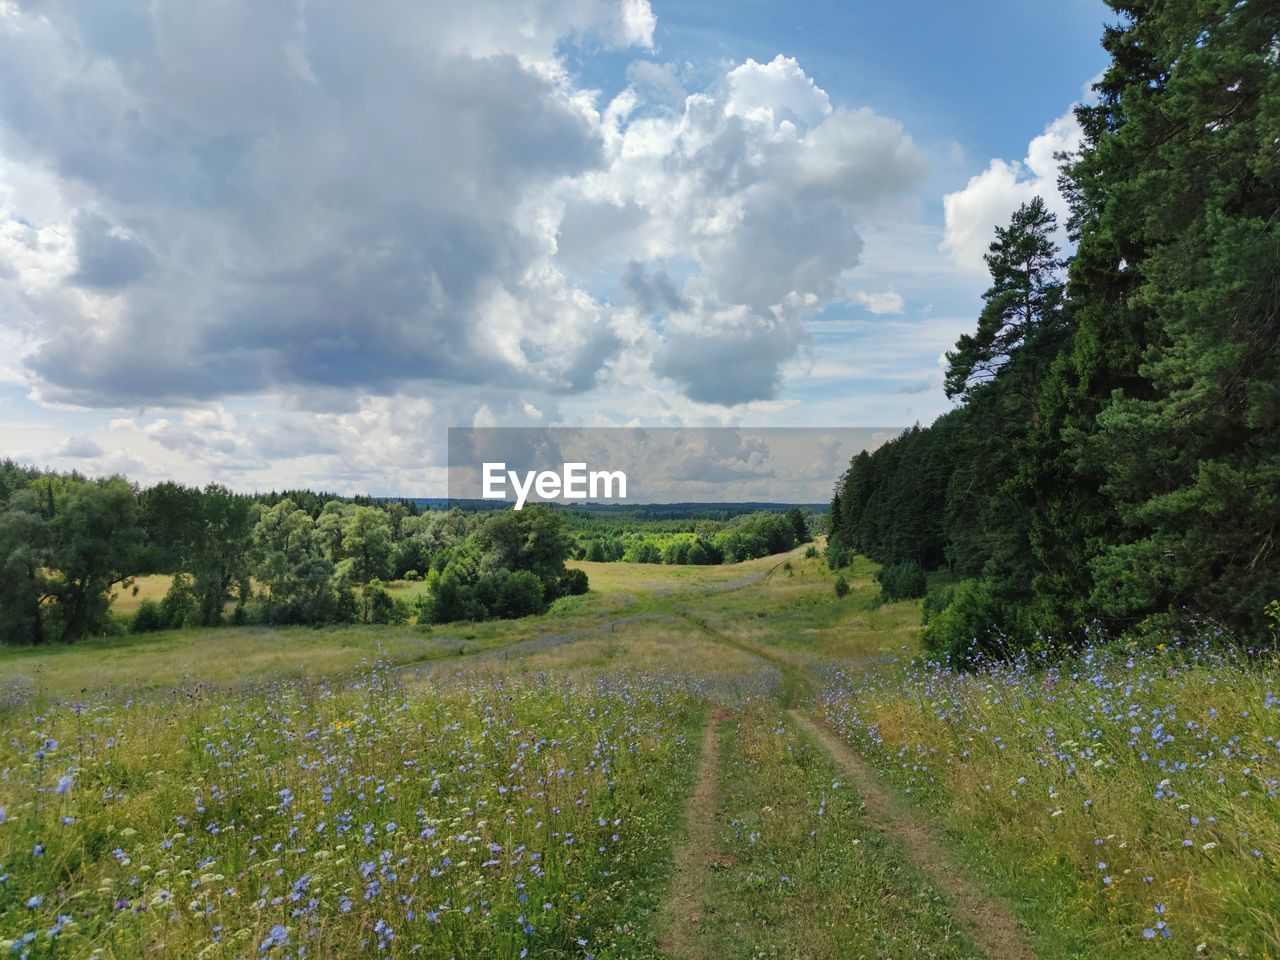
[0,0,1110,495]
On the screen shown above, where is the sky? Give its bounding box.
[0,0,1113,496]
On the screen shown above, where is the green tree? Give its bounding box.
[945,197,1066,413]
[1030,0,1280,638]
[187,485,254,627]
[342,506,394,585]
[0,489,50,645]
[784,507,810,545]
[46,478,145,642]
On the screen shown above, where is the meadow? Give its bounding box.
[2,545,1277,958]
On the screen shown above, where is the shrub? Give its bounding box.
[921,584,957,626]
[826,542,851,570]
[626,542,661,564]
[559,568,590,597]
[422,573,485,624]
[365,579,397,624]
[804,545,818,559]
[922,579,1027,663]
[131,599,166,634]
[159,573,197,628]
[834,575,850,598]
[662,538,691,565]
[874,562,927,602]
[496,570,546,618]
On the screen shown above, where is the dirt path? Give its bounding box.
[657,710,728,960]
[790,711,1034,960]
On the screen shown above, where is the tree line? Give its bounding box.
[829,1,1278,659]
[575,509,812,564]
[0,462,586,644]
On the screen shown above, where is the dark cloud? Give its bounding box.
[49,435,105,458]
[0,1,634,407]
[653,307,804,406]
[621,261,687,315]
[68,213,154,290]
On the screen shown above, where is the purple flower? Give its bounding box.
[260,923,289,953]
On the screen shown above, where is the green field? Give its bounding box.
[2,546,1277,958]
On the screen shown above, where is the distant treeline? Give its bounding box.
[0,462,586,644]
[568,507,813,564]
[0,463,816,645]
[829,3,1278,659]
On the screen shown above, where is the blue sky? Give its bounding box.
[0,0,1113,495]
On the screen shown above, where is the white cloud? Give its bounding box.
[724,55,831,128]
[0,0,651,407]
[565,54,926,404]
[616,0,657,48]
[852,290,904,315]
[941,109,1082,271]
[0,5,942,485]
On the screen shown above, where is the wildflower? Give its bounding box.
[259,924,289,953]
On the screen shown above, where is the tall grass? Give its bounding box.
[0,665,701,958]
[818,642,1280,956]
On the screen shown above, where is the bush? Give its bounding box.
[626,542,661,564]
[922,579,1027,663]
[131,599,166,634]
[804,545,818,559]
[421,573,485,624]
[874,562,927,602]
[159,573,197,628]
[496,570,546,618]
[826,542,851,570]
[559,568,590,597]
[365,580,400,625]
[834,575,850,598]
[921,584,957,626]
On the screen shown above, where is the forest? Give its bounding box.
[0,462,814,644]
[828,1,1278,661]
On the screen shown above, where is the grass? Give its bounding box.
[4,542,1279,957]
[690,702,982,959]
[817,646,1280,957]
[0,670,703,958]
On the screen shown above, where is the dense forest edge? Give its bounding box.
[0,462,817,644]
[827,2,1278,661]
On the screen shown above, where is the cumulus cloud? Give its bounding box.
[570,54,926,404]
[68,212,154,290]
[0,0,657,406]
[853,290,904,315]
[941,109,1082,271]
[653,303,808,406]
[0,2,932,483]
[49,435,104,458]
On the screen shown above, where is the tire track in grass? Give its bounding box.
[790,710,1034,960]
[676,609,1033,960]
[658,710,729,960]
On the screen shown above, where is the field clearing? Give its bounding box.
[3,545,1278,957]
